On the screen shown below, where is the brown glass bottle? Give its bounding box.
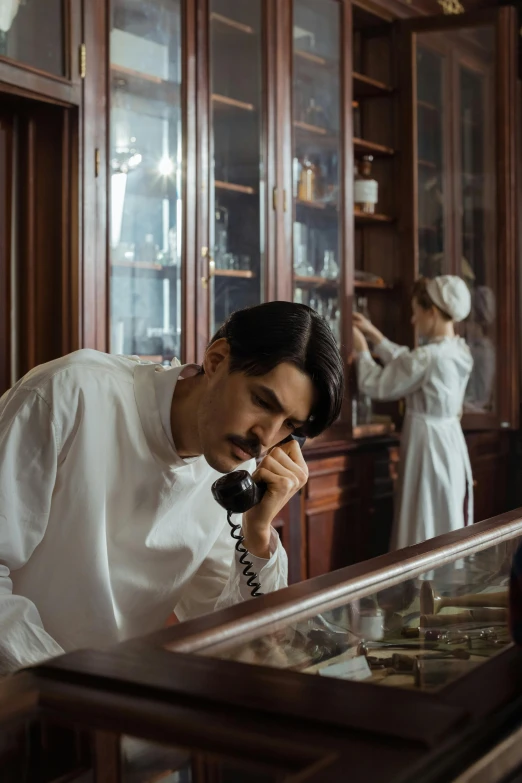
[354,155,378,215]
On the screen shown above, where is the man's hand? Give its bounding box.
[242,438,308,558]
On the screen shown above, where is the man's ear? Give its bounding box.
[202,338,230,378]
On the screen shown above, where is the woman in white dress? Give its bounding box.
[352,275,474,549]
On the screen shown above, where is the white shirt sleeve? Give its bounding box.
[174,521,288,621]
[373,337,409,365]
[356,342,431,401]
[0,388,65,675]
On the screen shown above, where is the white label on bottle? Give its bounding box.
[354,180,378,204]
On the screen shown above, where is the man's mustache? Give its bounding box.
[227,435,262,460]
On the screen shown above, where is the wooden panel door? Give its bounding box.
[398,7,518,432]
[0,98,79,395]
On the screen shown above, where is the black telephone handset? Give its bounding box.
[211,433,306,597]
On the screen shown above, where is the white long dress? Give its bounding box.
[356,336,474,549]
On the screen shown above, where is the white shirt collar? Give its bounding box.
[133,360,203,468]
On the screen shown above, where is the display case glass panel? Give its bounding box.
[109,0,183,364]
[413,28,497,415]
[458,35,497,416]
[292,0,341,346]
[210,0,265,332]
[119,734,298,782]
[416,43,448,279]
[0,0,65,76]
[193,532,518,692]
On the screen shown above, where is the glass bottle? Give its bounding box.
[354,155,378,215]
[293,157,302,198]
[142,234,157,264]
[298,156,315,202]
[306,98,326,129]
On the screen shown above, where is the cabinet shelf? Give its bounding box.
[418,159,438,170]
[354,279,391,289]
[215,181,256,195]
[212,93,255,112]
[214,269,255,279]
[418,99,439,112]
[354,211,393,224]
[294,120,328,136]
[112,261,163,272]
[353,72,392,98]
[296,199,338,212]
[353,421,396,439]
[210,12,254,35]
[294,275,338,288]
[294,49,328,67]
[353,137,395,157]
[111,65,180,104]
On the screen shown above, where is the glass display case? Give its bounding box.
[5,511,522,783]
[194,532,516,690]
[109,0,183,364]
[292,0,342,346]
[159,510,520,682]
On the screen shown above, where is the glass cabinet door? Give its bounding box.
[411,21,503,421]
[457,40,497,416]
[209,0,265,333]
[416,43,449,279]
[292,0,342,346]
[0,0,65,76]
[109,0,183,364]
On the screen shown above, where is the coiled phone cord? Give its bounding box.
[227,511,263,597]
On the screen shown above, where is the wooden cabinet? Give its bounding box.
[0,0,519,576]
[466,430,512,522]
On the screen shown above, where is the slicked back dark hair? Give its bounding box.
[207,301,344,438]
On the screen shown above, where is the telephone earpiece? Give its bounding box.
[211,433,306,514]
[211,433,306,598]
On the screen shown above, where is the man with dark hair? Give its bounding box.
[0,301,344,674]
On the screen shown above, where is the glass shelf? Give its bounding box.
[354,211,393,224]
